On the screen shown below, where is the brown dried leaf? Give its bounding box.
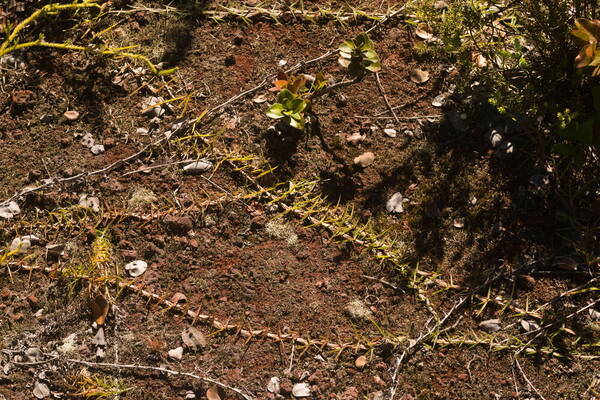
[181,326,207,351]
[206,386,222,400]
[410,68,430,84]
[90,294,109,326]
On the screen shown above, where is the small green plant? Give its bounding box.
[265,73,327,131]
[338,32,381,77]
[266,88,308,130]
[73,374,133,399]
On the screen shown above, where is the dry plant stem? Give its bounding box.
[0,2,102,55]
[514,358,547,400]
[375,72,400,125]
[53,357,253,400]
[115,280,370,352]
[516,298,600,355]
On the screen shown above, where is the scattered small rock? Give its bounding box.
[45,243,64,258]
[33,381,50,399]
[142,96,165,118]
[410,68,430,84]
[80,133,95,148]
[79,195,100,212]
[265,219,298,246]
[415,23,433,40]
[125,260,147,277]
[163,215,194,235]
[168,346,184,361]
[386,192,406,214]
[90,144,105,155]
[64,110,80,121]
[0,201,21,219]
[520,320,540,332]
[346,132,366,145]
[353,151,375,168]
[383,128,397,138]
[340,386,359,400]
[181,327,207,351]
[183,160,213,174]
[10,236,32,254]
[345,299,374,321]
[292,382,311,398]
[479,319,501,333]
[452,218,465,228]
[267,377,281,394]
[355,355,367,369]
[484,129,503,148]
[136,127,149,135]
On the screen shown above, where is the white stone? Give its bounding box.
[125,260,147,277]
[292,383,311,398]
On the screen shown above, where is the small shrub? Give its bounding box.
[338,32,381,77]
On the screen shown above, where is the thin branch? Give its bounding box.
[514,358,547,400]
[375,72,400,125]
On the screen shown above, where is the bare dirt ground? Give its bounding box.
[1,1,599,399]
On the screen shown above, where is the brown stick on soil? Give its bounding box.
[375,72,400,125]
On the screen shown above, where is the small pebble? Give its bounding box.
[90,144,105,155]
[383,128,397,138]
[168,346,184,361]
[64,110,80,121]
[353,152,375,168]
[183,160,213,174]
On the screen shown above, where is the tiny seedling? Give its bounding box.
[338,32,381,77]
[266,89,308,130]
[265,73,327,131]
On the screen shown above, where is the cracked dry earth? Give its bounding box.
[1,1,599,400]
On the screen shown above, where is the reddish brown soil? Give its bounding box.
[0,1,598,400]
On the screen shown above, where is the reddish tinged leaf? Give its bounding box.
[269,79,289,92]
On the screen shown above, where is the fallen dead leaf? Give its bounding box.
[181,326,207,351]
[410,68,430,84]
[171,292,188,304]
[415,23,434,40]
[90,294,109,325]
[206,386,222,400]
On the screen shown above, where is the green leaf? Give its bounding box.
[355,33,370,48]
[339,40,356,53]
[266,103,285,119]
[365,61,382,72]
[289,113,305,130]
[277,89,295,103]
[338,57,351,68]
[290,98,307,113]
